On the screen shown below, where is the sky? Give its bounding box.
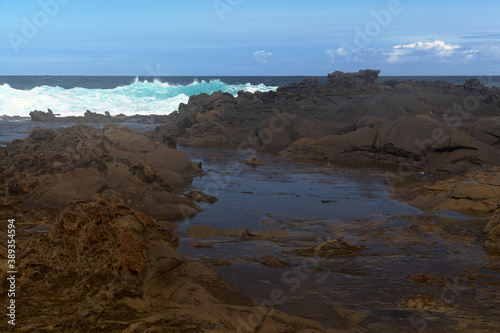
[0,0,499,76]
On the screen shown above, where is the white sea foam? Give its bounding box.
[0,79,277,117]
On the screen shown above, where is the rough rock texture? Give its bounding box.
[29,108,172,124]
[260,254,295,268]
[293,239,364,257]
[483,215,500,251]
[10,196,327,332]
[392,168,500,214]
[185,190,218,204]
[185,225,290,241]
[325,69,384,94]
[283,114,500,169]
[0,124,201,220]
[404,273,452,286]
[404,294,453,311]
[149,70,500,171]
[470,116,500,148]
[243,156,266,167]
[18,195,163,300]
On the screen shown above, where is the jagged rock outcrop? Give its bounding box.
[483,216,500,251]
[391,168,500,214]
[29,109,57,121]
[149,70,500,171]
[0,124,201,219]
[324,69,384,94]
[13,196,328,332]
[283,115,500,169]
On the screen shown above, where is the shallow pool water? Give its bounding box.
[175,146,500,330]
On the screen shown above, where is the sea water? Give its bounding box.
[1,75,499,118]
[1,75,499,145]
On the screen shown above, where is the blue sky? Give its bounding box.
[0,0,499,75]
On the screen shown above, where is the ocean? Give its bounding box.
[1,75,500,145]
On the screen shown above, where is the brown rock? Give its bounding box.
[285,114,500,168]
[260,254,295,268]
[185,225,250,239]
[405,294,452,311]
[192,161,203,172]
[18,195,165,299]
[130,160,158,183]
[471,116,500,147]
[325,69,382,94]
[189,241,214,248]
[452,183,496,201]
[404,273,452,285]
[483,217,500,251]
[0,125,201,220]
[392,169,500,214]
[185,190,218,204]
[243,156,266,166]
[184,225,289,241]
[294,239,364,257]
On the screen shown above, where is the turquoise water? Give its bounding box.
[1,75,499,118]
[0,78,277,117]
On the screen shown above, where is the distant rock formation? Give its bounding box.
[29,109,56,121]
[149,69,500,172]
[29,109,171,124]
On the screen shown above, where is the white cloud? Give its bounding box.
[253,50,273,64]
[327,39,500,68]
[388,40,462,63]
[394,40,460,51]
[325,49,348,63]
[335,48,348,56]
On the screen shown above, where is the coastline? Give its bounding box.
[1,70,500,331]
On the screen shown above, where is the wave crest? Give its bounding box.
[0,80,277,117]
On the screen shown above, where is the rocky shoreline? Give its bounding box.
[1,70,500,332]
[29,108,171,124]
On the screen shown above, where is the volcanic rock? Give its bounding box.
[392,169,500,214]
[243,156,266,166]
[260,254,295,268]
[283,114,500,168]
[29,109,56,121]
[184,225,289,240]
[0,124,202,220]
[293,239,364,257]
[149,70,500,157]
[14,196,327,332]
[185,190,218,204]
[404,273,452,285]
[483,216,500,251]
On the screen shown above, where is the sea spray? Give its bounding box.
[0,79,277,117]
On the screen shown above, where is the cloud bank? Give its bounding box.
[330,40,500,65]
